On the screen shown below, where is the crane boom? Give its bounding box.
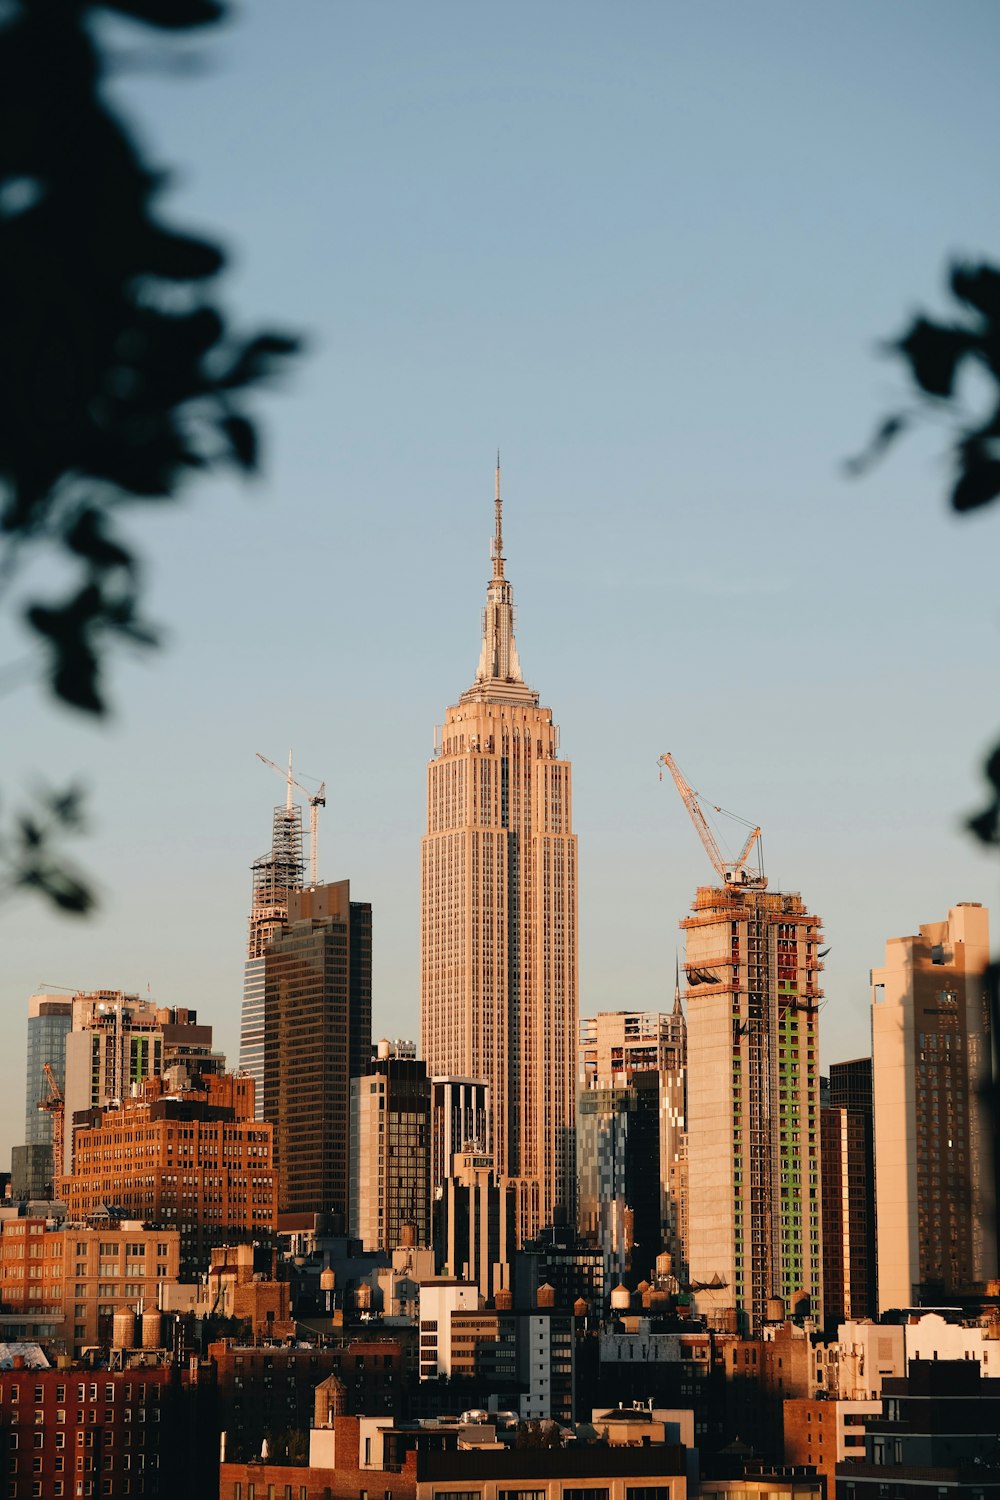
[659,752,765,888]
[256,751,327,885]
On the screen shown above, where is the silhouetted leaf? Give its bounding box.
[896,318,973,398]
[952,459,1000,513]
[104,0,225,28]
[950,262,1000,321]
[219,332,301,389]
[66,509,133,570]
[967,806,998,845]
[222,413,257,470]
[142,227,225,281]
[844,412,910,477]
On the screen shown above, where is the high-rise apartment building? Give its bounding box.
[350,1040,431,1252]
[421,465,578,1242]
[821,1056,877,1323]
[240,796,305,1120]
[262,880,372,1226]
[683,883,824,1334]
[872,902,996,1310]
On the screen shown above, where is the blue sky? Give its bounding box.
[3,1,1000,1154]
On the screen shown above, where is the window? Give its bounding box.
[564,1493,610,1500]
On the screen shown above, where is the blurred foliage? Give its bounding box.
[851,261,1000,845]
[0,0,299,911]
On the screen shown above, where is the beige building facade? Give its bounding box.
[684,883,824,1333]
[421,466,578,1241]
[871,901,996,1310]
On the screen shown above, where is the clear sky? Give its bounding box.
[3,1,1000,1157]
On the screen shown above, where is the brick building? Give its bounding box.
[0,1360,218,1500]
[62,1073,277,1276]
[783,1397,880,1491]
[0,1216,181,1355]
[210,1339,404,1463]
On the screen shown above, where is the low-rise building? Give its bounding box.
[0,1214,182,1356]
[784,1398,881,1491]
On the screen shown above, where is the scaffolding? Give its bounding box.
[247,803,305,960]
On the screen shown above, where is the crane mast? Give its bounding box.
[256,751,327,886]
[659,752,765,889]
[38,1061,64,1194]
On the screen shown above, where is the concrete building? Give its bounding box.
[417,1279,481,1380]
[579,1005,686,1083]
[350,1041,431,1252]
[62,991,222,1173]
[421,464,578,1242]
[62,1071,276,1277]
[262,879,372,1226]
[240,794,304,1119]
[871,903,996,1310]
[833,1319,907,1401]
[684,883,824,1333]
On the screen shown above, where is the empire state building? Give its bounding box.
[421,463,578,1242]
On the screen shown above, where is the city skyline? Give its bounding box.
[1,3,1000,1158]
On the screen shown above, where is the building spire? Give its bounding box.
[472,455,526,691]
[492,451,505,579]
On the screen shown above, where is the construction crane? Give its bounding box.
[659,752,765,889]
[37,1062,64,1193]
[256,750,326,886]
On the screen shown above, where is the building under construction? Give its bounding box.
[659,753,823,1335]
[683,882,824,1335]
[240,796,305,1119]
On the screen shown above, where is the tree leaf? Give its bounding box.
[896,318,974,398]
[951,458,1000,513]
[222,413,257,471]
[950,262,1000,321]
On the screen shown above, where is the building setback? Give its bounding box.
[350,1042,431,1252]
[263,880,372,1227]
[62,1073,276,1277]
[421,464,578,1242]
[871,903,996,1309]
[684,883,824,1334]
[240,794,305,1120]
